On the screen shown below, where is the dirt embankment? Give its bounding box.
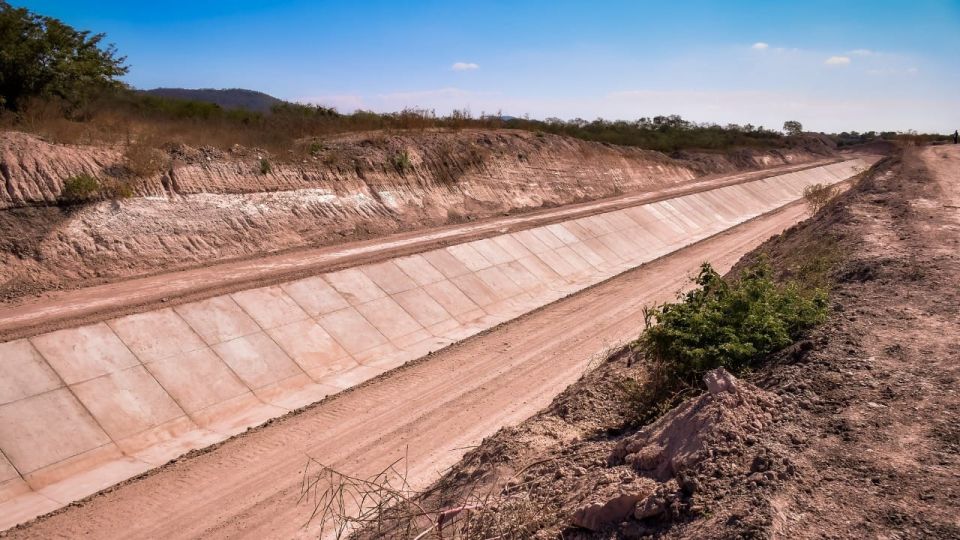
[0,129,829,301]
[383,146,960,539]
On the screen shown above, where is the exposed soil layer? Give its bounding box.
[375,145,960,539]
[0,129,830,302]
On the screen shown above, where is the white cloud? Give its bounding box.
[451,62,479,71]
[906,67,919,74]
[847,49,875,56]
[825,56,851,66]
[751,42,769,50]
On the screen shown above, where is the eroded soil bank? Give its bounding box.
[376,145,960,539]
[0,129,832,301]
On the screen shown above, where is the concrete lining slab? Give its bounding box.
[0,388,111,475]
[554,246,596,276]
[70,366,185,442]
[280,276,350,317]
[35,456,150,503]
[30,323,140,385]
[420,249,472,278]
[562,220,596,241]
[324,268,387,305]
[529,227,567,250]
[361,261,419,294]
[190,394,284,437]
[581,237,623,265]
[355,297,424,342]
[265,320,355,379]
[0,340,61,405]
[144,349,249,414]
[393,254,447,286]
[317,307,390,355]
[474,266,524,299]
[512,229,552,254]
[469,238,515,265]
[125,420,219,464]
[491,234,534,260]
[450,273,501,307]
[230,286,309,330]
[446,243,493,272]
[0,453,19,488]
[108,309,207,364]
[211,332,304,390]
[0,490,61,532]
[498,260,545,291]
[535,249,578,277]
[351,342,404,367]
[392,288,455,327]
[515,254,566,285]
[567,241,609,270]
[422,280,483,318]
[544,223,580,245]
[253,376,338,411]
[174,296,261,346]
[316,365,384,390]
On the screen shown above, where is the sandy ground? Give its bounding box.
[358,145,959,540]
[0,157,843,342]
[2,181,820,539]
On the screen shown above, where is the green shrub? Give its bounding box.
[391,150,412,174]
[60,173,100,203]
[631,260,828,419]
[259,158,271,175]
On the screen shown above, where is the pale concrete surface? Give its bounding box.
[0,158,867,530]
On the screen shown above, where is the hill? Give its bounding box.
[140,87,284,112]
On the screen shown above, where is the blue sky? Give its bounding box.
[18,0,960,132]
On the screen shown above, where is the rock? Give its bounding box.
[705,368,739,395]
[572,492,648,531]
[635,494,668,519]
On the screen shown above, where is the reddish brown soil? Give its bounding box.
[354,145,960,539]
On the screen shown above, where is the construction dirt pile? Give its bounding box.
[376,145,960,539]
[0,129,829,301]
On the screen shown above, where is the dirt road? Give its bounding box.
[6,192,821,539]
[0,157,844,342]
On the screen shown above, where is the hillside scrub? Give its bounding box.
[630,259,829,422]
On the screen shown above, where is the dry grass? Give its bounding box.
[123,140,169,178]
[299,455,560,540]
[802,183,839,215]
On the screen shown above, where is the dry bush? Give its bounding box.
[299,457,559,539]
[123,140,168,178]
[803,183,839,214]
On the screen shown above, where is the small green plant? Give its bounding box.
[803,183,838,214]
[390,150,412,174]
[60,173,100,203]
[629,259,828,421]
[308,140,324,156]
[259,158,272,175]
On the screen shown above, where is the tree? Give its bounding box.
[0,1,128,111]
[782,120,803,136]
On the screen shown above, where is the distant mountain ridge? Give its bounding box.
[140,88,284,113]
